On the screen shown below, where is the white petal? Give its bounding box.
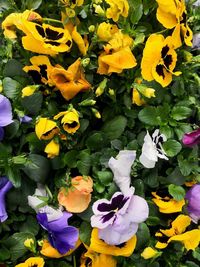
[139,153,156,168]
[126,195,149,223]
[108,150,136,194]
[39,206,63,222]
[28,196,44,212]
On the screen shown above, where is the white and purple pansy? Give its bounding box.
[91,189,149,245]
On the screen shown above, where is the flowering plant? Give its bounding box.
[0,0,200,266]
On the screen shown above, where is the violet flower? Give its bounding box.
[37,211,78,254]
[0,177,13,222]
[0,94,13,140]
[185,184,200,223]
[19,115,32,123]
[139,129,168,168]
[108,150,136,195]
[91,189,149,245]
[182,128,200,147]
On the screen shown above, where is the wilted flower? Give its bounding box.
[35,118,59,140]
[108,150,136,195]
[91,189,149,245]
[58,176,93,213]
[37,211,79,254]
[139,129,168,168]
[0,177,13,222]
[182,128,200,147]
[0,94,13,140]
[15,257,45,267]
[185,184,200,223]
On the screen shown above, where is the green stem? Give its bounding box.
[43,18,63,24]
[73,255,76,267]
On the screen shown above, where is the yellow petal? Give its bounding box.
[44,139,60,158]
[90,228,137,257]
[141,247,159,259]
[21,86,37,97]
[35,118,58,140]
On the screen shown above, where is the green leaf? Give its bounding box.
[3,59,27,78]
[0,0,13,12]
[19,215,39,235]
[168,184,185,201]
[167,167,186,186]
[171,106,192,121]
[77,151,91,175]
[21,92,43,115]
[25,0,42,10]
[162,140,182,157]
[138,107,160,126]
[97,171,113,185]
[102,115,127,140]
[79,221,92,246]
[136,223,150,250]
[0,246,10,261]
[3,232,35,262]
[22,154,50,183]
[178,156,192,176]
[63,150,78,168]
[86,132,107,151]
[3,77,21,99]
[192,248,200,262]
[5,120,20,139]
[129,0,143,24]
[6,166,21,188]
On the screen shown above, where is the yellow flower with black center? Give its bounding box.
[44,139,60,158]
[80,248,117,267]
[54,109,80,134]
[152,192,185,213]
[50,58,91,100]
[2,10,42,39]
[35,118,59,140]
[15,257,44,267]
[97,22,119,42]
[141,34,181,87]
[155,214,200,250]
[89,228,137,257]
[156,0,193,48]
[22,22,72,55]
[105,0,129,22]
[97,31,137,75]
[23,55,54,86]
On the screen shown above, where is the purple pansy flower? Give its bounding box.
[182,128,200,147]
[185,184,200,223]
[91,189,149,245]
[37,211,79,254]
[0,94,13,141]
[19,115,32,123]
[0,177,13,222]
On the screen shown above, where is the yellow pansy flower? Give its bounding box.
[50,58,91,100]
[2,10,42,39]
[141,247,160,259]
[15,257,44,267]
[23,55,54,86]
[54,109,80,134]
[44,139,60,158]
[132,78,155,106]
[105,0,129,22]
[40,239,81,258]
[152,192,185,213]
[141,34,181,87]
[90,228,137,257]
[156,0,193,48]
[132,89,146,106]
[35,118,59,140]
[80,248,117,267]
[97,31,137,75]
[97,22,119,42]
[22,22,72,55]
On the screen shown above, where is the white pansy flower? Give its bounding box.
[108,150,136,195]
[139,129,168,168]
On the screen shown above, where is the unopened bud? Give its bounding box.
[79,99,96,106]
[91,108,101,119]
[89,25,95,32]
[81,58,90,67]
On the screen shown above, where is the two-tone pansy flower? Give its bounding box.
[105,0,129,22]
[155,0,193,48]
[23,56,54,86]
[50,58,91,100]
[97,31,137,75]
[54,108,80,134]
[155,214,200,251]
[2,10,42,39]
[141,34,181,87]
[139,129,168,169]
[152,191,185,213]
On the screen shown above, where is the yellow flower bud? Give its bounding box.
[93,4,105,16]
[22,85,38,97]
[95,78,107,97]
[65,8,76,18]
[108,88,115,96]
[81,58,90,67]
[24,238,34,249]
[44,139,60,158]
[141,247,160,259]
[91,108,101,119]
[88,25,95,32]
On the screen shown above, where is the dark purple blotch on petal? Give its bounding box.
[97,194,129,213]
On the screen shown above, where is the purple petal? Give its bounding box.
[125,195,149,223]
[91,213,116,229]
[19,115,32,123]
[185,184,200,223]
[182,128,200,147]
[98,221,138,245]
[0,177,13,222]
[48,211,72,232]
[0,95,13,127]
